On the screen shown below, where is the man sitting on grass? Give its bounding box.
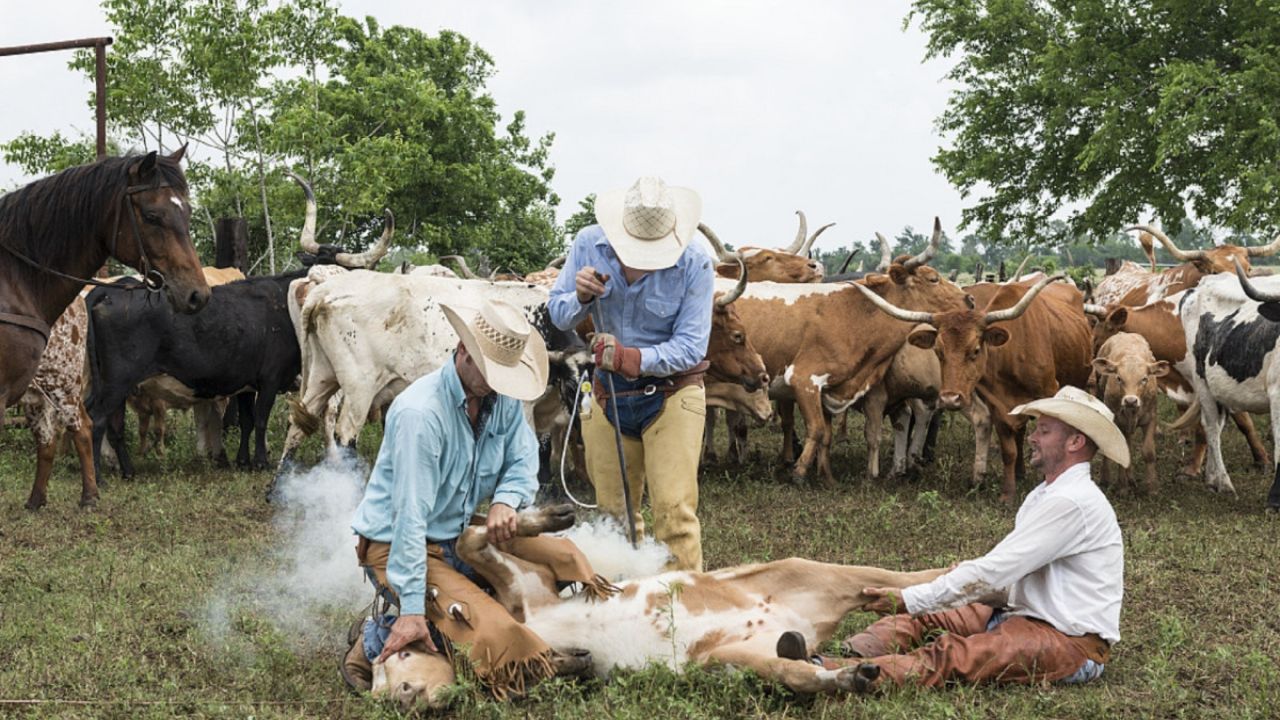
[777,386,1125,691]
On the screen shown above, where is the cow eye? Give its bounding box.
[733,332,744,344]
[399,651,411,659]
[400,681,413,693]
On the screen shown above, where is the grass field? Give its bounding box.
[2,397,1279,719]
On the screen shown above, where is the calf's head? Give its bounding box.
[371,645,456,712]
[1092,354,1168,413]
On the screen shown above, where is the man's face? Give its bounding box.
[1027,415,1079,471]
[456,344,493,397]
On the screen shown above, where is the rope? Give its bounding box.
[0,698,341,706]
[559,368,598,509]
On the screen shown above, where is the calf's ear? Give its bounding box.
[1259,302,1280,323]
[1092,358,1116,376]
[1149,360,1170,378]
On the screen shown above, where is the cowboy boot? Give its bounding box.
[339,618,372,693]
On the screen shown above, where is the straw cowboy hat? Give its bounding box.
[595,176,702,270]
[1010,386,1130,467]
[441,299,548,401]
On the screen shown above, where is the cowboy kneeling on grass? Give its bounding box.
[777,386,1124,691]
[342,299,596,706]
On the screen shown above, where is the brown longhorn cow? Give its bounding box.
[856,275,1093,503]
[729,219,968,485]
[702,212,831,283]
[1093,225,1280,307]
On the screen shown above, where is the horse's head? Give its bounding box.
[371,645,457,711]
[118,145,210,313]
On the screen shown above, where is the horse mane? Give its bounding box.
[0,153,189,268]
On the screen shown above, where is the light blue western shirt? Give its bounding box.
[350,357,538,615]
[547,224,714,377]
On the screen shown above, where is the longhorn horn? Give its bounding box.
[874,232,893,272]
[335,209,395,269]
[903,217,942,271]
[983,274,1062,324]
[837,248,861,275]
[851,281,935,324]
[799,221,836,256]
[783,210,808,254]
[442,255,479,279]
[1127,224,1204,262]
[286,171,320,254]
[1010,254,1033,281]
[1246,230,1280,257]
[716,257,749,307]
[699,223,741,263]
[1082,303,1109,317]
[1235,257,1280,302]
[546,255,567,270]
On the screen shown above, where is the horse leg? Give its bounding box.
[25,429,58,511]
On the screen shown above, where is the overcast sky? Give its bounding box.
[0,1,964,255]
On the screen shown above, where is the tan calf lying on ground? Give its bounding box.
[1092,332,1168,492]
[372,506,944,709]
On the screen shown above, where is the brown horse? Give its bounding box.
[0,147,210,408]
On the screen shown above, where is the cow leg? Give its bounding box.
[234,393,255,470]
[136,403,153,456]
[727,410,749,465]
[1180,403,1208,478]
[706,640,861,694]
[862,386,888,481]
[790,385,834,487]
[70,405,99,508]
[105,405,134,480]
[1230,411,1271,470]
[153,401,168,457]
[1198,397,1235,494]
[702,407,719,464]
[778,399,797,467]
[963,398,992,488]
[906,400,934,472]
[25,431,59,511]
[454,506,576,614]
[993,421,1019,504]
[1267,392,1280,511]
[1140,417,1157,496]
[249,389,278,470]
[192,401,225,461]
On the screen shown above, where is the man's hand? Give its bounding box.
[487,502,518,544]
[592,333,643,379]
[576,266,609,304]
[862,587,907,616]
[377,613,437,662]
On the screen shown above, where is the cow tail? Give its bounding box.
[1166,399,1201,432]
[288,397,322,436]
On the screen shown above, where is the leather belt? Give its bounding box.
[595,360,709,401]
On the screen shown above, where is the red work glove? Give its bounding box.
[592,333,642,380]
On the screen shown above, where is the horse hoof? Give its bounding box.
[24,499,46,512]
[79,496,99,510]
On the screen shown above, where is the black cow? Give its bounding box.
[86,271,306,477]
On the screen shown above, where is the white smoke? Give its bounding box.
[556,514,671,583]
[201,455,370,650]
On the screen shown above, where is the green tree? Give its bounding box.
[564,194,597,239]
[911,0,1280,243]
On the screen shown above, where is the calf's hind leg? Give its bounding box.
[706,640,859,694]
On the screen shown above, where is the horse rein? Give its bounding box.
[0,181,178,342]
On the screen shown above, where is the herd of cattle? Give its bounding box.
[11,176,1280,515]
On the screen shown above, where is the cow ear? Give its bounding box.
[1259,302,1280,323]
[907,325,937,350]
[888,265,909,285]
[1093,358,1116,376]
[983,326,1010,347]
[1149,360,1170,377]
[1105,307,1128,328]
[863,273,888,288]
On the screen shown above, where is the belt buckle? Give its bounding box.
[643,384,657,396]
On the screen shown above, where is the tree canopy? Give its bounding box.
[911,0,1280,243]
[2,0,563,273]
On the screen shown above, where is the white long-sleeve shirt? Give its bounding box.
[901,462,1124,643]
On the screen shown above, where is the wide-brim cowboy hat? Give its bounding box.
[595,176,702,270]
[1010,386,1130,467]
[441,300,548,401]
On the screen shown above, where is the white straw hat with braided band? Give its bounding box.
[1010,386,1130,467]
[441,299,548,401]
[595,176,702,270]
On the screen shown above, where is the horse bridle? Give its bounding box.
[0,181,179,341]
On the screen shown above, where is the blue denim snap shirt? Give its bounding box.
[548,224,714,377]
[350,357,538,615]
